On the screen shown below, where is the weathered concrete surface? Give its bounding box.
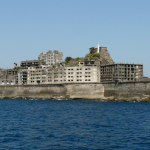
[0,81,150,102]
[66,83,104,99]
[103,81,150,102]
[0,83,104,100]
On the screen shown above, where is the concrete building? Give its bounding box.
[100,63,143,82]
[0,69,18,85]
[20,60,46,69]
[18,60,100,85]
[38,50,63,66]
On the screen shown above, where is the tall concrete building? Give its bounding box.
[100,63,143,82]
[17,60,100,85]
[38,50,63,66]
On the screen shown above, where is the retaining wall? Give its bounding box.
[0,81,150,101]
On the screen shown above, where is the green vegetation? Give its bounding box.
[13,67,20,71]
[65,57,84,66]
[65,53,100,66]
[85,53,100,60]
[65,57,72,65]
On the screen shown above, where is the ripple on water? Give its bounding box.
[0,99,150,149]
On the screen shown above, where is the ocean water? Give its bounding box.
[0,99,150,150]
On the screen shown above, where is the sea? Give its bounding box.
[0,99,150,150]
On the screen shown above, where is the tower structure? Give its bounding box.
[97,43,100,53]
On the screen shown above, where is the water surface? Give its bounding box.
[0,99,150,149]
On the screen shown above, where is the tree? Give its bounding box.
[65,57,72,65]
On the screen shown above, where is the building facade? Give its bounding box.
[100,63,143,82]
[38,50,63,66]
[0,69,18,85]
[18,60,100,85]
[20,60,46,69]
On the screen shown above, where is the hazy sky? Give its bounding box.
[0,0,150,76]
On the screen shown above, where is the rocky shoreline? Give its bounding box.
[1,95,150,102]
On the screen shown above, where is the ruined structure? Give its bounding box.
[18,60,100,85]
[100,63,143,82]
[0,44,144,86]
[20,60,46,69]
[38,50,63,66]
[89,46,114,65]
[0,69,18,85]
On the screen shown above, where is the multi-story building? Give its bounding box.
[38,50,63,66]
[101,63,143,82]
[0,69,18,85]
[20,60,46,69]
[18,60,100,85]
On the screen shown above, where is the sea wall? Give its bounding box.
[0,83,104,100]
[103,81,150,101]
[0,81,150,101]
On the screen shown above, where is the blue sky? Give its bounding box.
[0,0,150,76]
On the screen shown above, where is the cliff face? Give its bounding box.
[99,47,114,65]
[88,47,114,65]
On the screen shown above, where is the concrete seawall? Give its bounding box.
[0,81,150,102]
[103,81,150,101]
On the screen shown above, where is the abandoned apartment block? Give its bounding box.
[38,50,63,66]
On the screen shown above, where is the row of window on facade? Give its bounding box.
[29,68,92,72]
[30,79,91,83]
[30,72,91,76]
[30,75,92,80]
